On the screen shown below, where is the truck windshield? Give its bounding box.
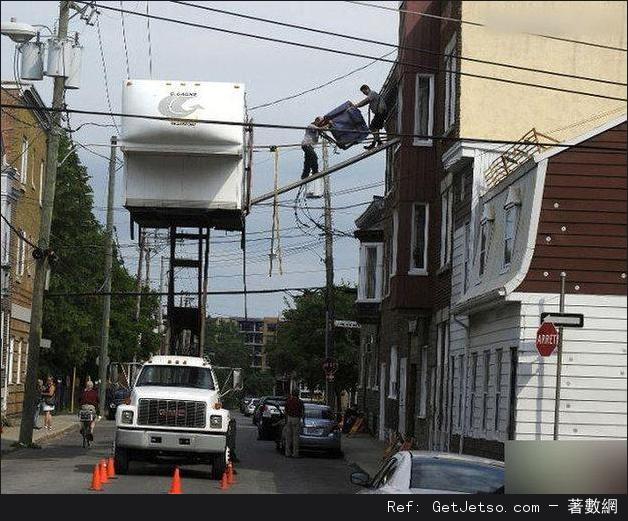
[136,366,215,390]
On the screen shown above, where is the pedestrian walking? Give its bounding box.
[33,379,44,429]
[40,375,56,431]
[301,117,327,180]
[352,84,388,149]
[284,388,304,458]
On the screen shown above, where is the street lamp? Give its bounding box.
[0,18,37,43]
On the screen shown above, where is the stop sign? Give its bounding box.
[536,322,559,357]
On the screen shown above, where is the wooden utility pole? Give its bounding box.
[134,230,146,354]
[322,140,335,408]
[19,1,70,445]
[97,136,117,412]
[158,256,166,354]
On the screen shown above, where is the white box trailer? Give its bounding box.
[120,79,248,231]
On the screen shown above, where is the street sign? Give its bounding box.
[541,312,584,328]
[334,319,361,329]
[322,357,338,381]
[536,322,559,357]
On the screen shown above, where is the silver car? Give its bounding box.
[276,403,342,457]
[351,451,504,494]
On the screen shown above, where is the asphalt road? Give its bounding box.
[1,412,359,494]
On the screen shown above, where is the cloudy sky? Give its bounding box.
[1,1,399,318]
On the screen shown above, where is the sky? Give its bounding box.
[0,1,399,319]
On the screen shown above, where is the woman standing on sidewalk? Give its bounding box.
[40,376,56,431]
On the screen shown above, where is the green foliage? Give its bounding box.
[265,285,359,400]
[41,135,160,379]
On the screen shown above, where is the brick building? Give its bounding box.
[1,82,51,416]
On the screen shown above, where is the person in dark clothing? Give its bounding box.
[353,84,388,149]
[301,117,327,180]
[284,389,304,457]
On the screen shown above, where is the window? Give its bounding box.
[413,74,434,145]
[410,459,504,494]
[39,160,44,206]
[136,365,216,390]
[440,189,453,267]
[418,346,428,418]
[385,147,396,195]
[463,221,471,292]
[494,349,503,432]
[469,352,478,430]
[391,210,398,277]
[20,137,29,184]
[7,338,14,384]
[1,202,10,264]
[359,243,382,301]
[457,355,464,428]
[409,203,428,274]
[482,351,491,430]
[16,231,26,277]
[478,219,492,278]
[15,340,22,384]
[383,235,391,296]
[444,35,457,132]
[503,205,519,268]
[389,345,398,398]
[396,83,403,134]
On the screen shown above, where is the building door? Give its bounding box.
[398,357,407,437]
[378,362,386,440]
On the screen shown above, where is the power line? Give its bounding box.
[173,1,627,87]
[3,103,626,153]
[145,1,153,78]
[346,1,628,53]
[119,0,131,78]
[80,2,627,102]
[96,14,121,133]
[0,213,39,249]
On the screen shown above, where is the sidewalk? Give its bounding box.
[341,431,387,476]
[1,413,78,454]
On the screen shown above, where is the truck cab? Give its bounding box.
[114,355,235,479]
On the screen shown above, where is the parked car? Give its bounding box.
[275,403,341,457]
[350,451,504,494]
[256,397,287,440]
[252,395,285,426]
[245,398,260,417]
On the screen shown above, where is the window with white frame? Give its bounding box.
[359,243,383,301]
[391,210,398,277]
[469,352,478,430]
[494,349,503,432]
[396,83,403,134]
[39,160,44,206]
[16,231,26,277]
[444,35,457,132]
[418,346,428,418]
[440,189,453,267]
[482,350,491,430]
[503,204,520,268]
[413,74,434,145]
[389,345,398,398]
[478,214,493,278]
[7,337,15,384]
[463,221,471,292]
[20,137,29,184]
[410,203,428,273]
[15,339,22,384]
[1,202,10,264]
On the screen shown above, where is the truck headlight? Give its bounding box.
[121,410,134,424]
[210,415,223,429]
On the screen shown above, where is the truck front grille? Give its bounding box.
[137,399,206,428]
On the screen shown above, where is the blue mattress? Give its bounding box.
[324,101,369,150]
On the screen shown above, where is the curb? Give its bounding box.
[1,422,79,455]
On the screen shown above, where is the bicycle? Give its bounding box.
[78,409,96,448]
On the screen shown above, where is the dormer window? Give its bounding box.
[503,187,521,268]
[478,205,494,278]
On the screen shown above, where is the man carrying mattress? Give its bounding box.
[352,84,388,149]
[301,116,327,179]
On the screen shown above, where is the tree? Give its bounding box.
[266,284,359,406]
[41,135,159,382]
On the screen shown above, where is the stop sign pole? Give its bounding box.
[553,272,567,440]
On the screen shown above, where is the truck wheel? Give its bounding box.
[114,447,130,475]
[211,451,227,480]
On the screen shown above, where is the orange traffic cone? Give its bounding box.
[99,459,109,485]
[107,457,117,479]
[168,467,183,494]
[227,462,237,485]
[220,471,230,490]
[89,464,103,491]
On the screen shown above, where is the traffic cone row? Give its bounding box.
[89,457,117,491]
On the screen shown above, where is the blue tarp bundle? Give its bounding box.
[324,101,369,150]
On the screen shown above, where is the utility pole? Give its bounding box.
[158,256,167,354]
[98,136,117,412]
[553,271,567,440]
[134,230,146,355]
[322,140,335,408]
[19,1,70,446]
